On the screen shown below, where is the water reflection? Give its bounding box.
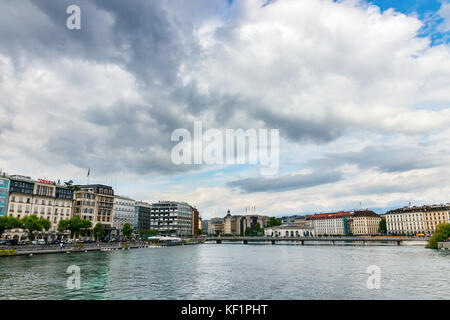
[0,245,449,300]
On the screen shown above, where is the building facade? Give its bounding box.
[150,201,194,237]
[7,176,73,232]
[202,219,209,234]
[385,205,450,235]
[422,205,450,234]
[136,201,152,233]
[0,175,10,217]
[223,211,246,235]
[208,211,270,236]
[306,212,351,235]
[191,206,200,236]
[73,184,114,230]
[349,210,381,235]
[113,196,136,234]
[208,218,224,235]
[385,207,426,235]
[264,224,315,237]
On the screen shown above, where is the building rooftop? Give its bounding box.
[386,204,450,214]
[352,210,380,218]
[266,224,313,230]
[306,211,352,220]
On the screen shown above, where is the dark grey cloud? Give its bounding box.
[2,0,446,181]
[0,0,359,177]
[308,145,448,173]
[228,170,342,193]
[251,108,345,144]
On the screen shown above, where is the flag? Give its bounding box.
[87,168,90,178]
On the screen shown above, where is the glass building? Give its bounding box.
[0,176,10,217]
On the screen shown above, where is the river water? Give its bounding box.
[0,244,449,300]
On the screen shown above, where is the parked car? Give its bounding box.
[31,239,46,245]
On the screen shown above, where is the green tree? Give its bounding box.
[139,229,158,237]
[38,217,51,231]
[245,223,264,236]
[0,216,23,236]
[58,216,92,239]
[427,223,450,249]
[93,223,106,240]
[266,217,282,228]
[378,218,387,234]
[122,223,134,238]
[64,180,74,187]
[22,215,50,240]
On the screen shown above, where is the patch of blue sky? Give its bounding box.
[366,0,449,45]
[332,0,450,45]
[168,163,252,186]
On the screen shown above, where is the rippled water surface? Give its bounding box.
[0,244,449,299]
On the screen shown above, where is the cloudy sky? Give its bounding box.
[1,0,450,219]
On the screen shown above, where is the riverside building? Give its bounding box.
[0,174,10,217]
[208,217,224,235]
[264,224,315,237]
[136,201,152,233]
[306,211,351,235]
[422,205,450,235]
[209,211,270,236]
[223,211,246,235]
[150,201,194,237]
[348,210,382,235]
[113,196,136,234]
[385,204,450,235]
[385,207,426,235]
[202,219,209,234]
[191,206,200,235]
[7,175,73,232]
[73,184,114,234]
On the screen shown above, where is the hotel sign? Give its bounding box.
[38,179,55,185]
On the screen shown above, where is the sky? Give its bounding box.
[1,0,450,219]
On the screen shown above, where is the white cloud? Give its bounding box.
[439,1,450,31]
[2,0,450,217]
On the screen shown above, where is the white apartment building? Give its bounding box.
[150,201,193,237]
[385,207,426,234]
[265,224,315,237]
[7,176,73,232]
[113,196,136,234]
[307,212,351,235]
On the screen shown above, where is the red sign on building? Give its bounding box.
[38,179,55,185]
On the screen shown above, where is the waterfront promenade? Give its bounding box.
[0,241,193,258]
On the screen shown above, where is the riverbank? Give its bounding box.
[0,241,200,258]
